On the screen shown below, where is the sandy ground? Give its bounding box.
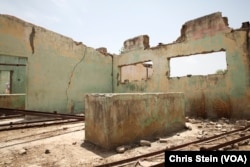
[0,117,249,167]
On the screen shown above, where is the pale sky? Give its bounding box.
[0,0,249,76]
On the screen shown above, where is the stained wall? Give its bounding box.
[113,12,250,118]
[0,15,112,113]
[85,93,185,149]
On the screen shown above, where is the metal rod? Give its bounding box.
[201,135,250,150]
[166,125,250,151]
[95,125,250,167]
[0,108,84,120]
[0,119,81,132]
[0,118,65,127]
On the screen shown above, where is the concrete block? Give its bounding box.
[85,93,185,149]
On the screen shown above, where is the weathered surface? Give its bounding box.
[123,35,150,53]
[1,12,249,119]
[176,12,231,42]
[0,94,25,109]
[0,15,112,113]
[85,93,185,149]
[114,12,250,119]
[0,55,27,94]
[96,47,108,55]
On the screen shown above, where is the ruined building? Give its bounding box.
[0,12,250,148]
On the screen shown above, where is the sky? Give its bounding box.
[170,52,227,76]
[0,0,249,76]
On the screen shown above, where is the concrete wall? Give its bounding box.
[85,93,185,149]
[1,12,249,119]
[0,15,113,113]
[0,94,25,109]
[113,12,250,119]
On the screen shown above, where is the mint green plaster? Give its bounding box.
[228,51,247,98]
[0,55,27,94]
[114,30,250,118]
[0,34,29,56]
[0,15,112,113]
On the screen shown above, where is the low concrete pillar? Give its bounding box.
[85,93,185,149]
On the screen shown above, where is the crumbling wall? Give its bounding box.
[0,15,113,113]
[176,12,230,42]
[122,35,150,53]
[114,12,250,119]
[85,93,185,149]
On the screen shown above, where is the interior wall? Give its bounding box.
[0,15,112,113]
[113,13,250,119]
[1,12,249,118]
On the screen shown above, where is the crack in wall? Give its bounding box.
[29,27,35,54]
[66,47,87,112]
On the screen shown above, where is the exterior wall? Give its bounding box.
[114,12,250,119]
[123,35,150,53]
[0,15,112,113]
[0,94,25,109]
[85,93,185,149]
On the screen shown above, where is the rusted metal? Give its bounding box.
[0,119,81,132]
[0,118,64,127]
[95,125,250,167]
[0,108,84,132]
[0,108,84,120]
[200,135,250,151]
[0,114,24,120]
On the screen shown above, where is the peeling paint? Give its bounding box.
[0,14,112,113]
[114,12,250,119]
[66,47,87,112]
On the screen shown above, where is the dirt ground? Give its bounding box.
[0,117,249,167]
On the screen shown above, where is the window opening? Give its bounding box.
[120,60,153,83]
[169,51,227,77]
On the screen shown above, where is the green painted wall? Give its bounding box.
[1,14,249,118]
[0,15,112,113]
[0,71,10,94]
[113,31,250,118]
[0,55,27,94]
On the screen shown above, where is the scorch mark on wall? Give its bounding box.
[29,27,35,54]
